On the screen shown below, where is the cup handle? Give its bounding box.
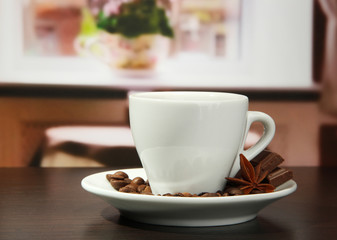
[228,111,276,177]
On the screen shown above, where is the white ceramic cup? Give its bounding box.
[129,91,275,195]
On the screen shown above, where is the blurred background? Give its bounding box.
[22,0,239,59]
[0,0,336,168]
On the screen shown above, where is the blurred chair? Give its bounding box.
[40,126,141,168]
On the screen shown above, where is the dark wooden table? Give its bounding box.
[0,167,336,240]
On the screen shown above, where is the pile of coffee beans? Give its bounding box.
[106,171,152,195]
[106,171,245,197]
[162,188,244,197]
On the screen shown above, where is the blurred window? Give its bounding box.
[23,0,241,60]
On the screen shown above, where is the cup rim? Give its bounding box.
[129,91,248,103]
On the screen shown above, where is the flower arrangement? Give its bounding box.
[77,0,174,71]
[96,0,174,39]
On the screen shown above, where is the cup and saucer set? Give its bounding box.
[82,92,297,227]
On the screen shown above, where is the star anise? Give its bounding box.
[226,154,275,194]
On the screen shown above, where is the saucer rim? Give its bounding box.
[81,168,297,204]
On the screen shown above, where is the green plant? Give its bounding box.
[96,0,174,38]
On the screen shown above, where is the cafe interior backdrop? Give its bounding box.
[0,0,336,167]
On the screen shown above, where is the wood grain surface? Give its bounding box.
[0,167,336,240]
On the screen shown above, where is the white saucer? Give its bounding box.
[81,168,297,227]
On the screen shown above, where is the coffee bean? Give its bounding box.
[115,171,128,178]
[217,190,225,195]
[110,179,128,190]
[137,184,147,193]
[225,187,244,196]
[181,192,193,197]
[131,177,145,185]
[106,174,114,181]
[107,171,128,181]
[126,184,138,191]
[141,186,152,195]
[125,178,132,184]
[174,193,184,197]
[142,192,153,195]
[251,189,265,194]
[119,185,137,193]
[200,192,221,197]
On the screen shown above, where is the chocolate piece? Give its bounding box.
[235,150,284,177]
[250,150,271,166]
[266,167,293,187]
[251,150,284,175]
